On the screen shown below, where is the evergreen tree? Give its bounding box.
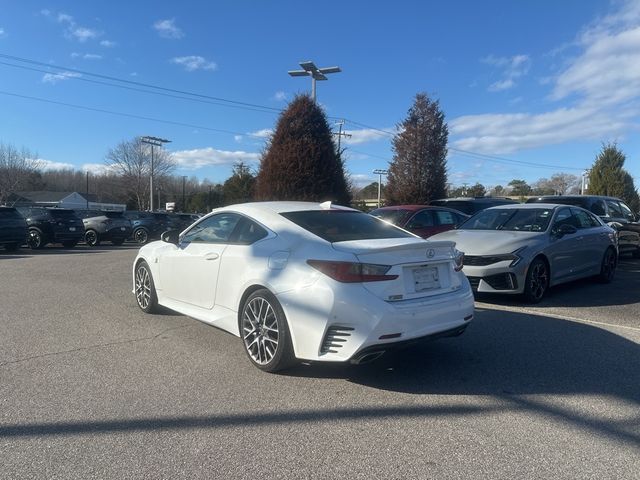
[256,95,351,204]
[588,143,640,211]
[223,162,255,204]
[385,93,448,204]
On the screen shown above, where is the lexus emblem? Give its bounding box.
[427,249,435,258]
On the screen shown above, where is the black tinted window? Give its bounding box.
[590,200,606,216]
[0,208,21,219]
[182,213,241,243]
[407,210,434,228]
[369,208,411,226]
[606,200,623,217]
[281,210,414,242]
[618,202,635,221]
[571,208,599,228]
[461,208,553,231]
[434,210,459,226]
[233,218,268,244]
[48,209,77,218]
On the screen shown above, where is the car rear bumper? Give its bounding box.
[277,277,474,363]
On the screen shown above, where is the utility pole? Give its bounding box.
[372,169,388,208]
[182,176,187,212]
[85,171,89,210]
[581,169,590,195]
[333,120,352,154]
[288,61,341,102]
[140,136,171,211]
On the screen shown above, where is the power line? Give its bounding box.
[0,52,283,113]
[0,90,268,139]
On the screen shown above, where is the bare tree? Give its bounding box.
[0,143,42,204]
[105,137,175,210]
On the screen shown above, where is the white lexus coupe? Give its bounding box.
[133,202,474,372]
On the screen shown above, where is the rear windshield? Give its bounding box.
[48,209,78,218]
[369,208,412,226]
[0,208,22,219]
[281,210,414,242]
[460,208,553,232]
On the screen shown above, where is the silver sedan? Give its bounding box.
[430,203,618,303]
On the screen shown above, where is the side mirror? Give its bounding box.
[553,224,577,237]
[161,230,180,245]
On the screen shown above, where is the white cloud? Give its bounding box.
[481,54,531,91]
[72,53,102,60]
[82,163,115,175]
[100,40,116,47]
[154,18,184,39]
[343,127,393,145]
[51,11,100,42]
[172,147,260,169]
[0,27,6,38]
[234,135,244,142]
[452,1,640,155]
[170,55,216,72]
[273,91,287,101]
[248,128,273,139]
[40,9,51,17]
[39,159,75,171]
[69,26,97,42]
[41,71,82,84]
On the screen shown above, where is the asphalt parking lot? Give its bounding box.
[1,246,639,479]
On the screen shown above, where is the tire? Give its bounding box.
[239,289,296,373]
[112,238,125,246]
[134,261,158,313]
[28,229,45,250]
[133,228,149,245]
[4,243,19,252]
[523,257,549,303]
[84,229,100,247]
[597,247,617,283]
[62,240,78,249]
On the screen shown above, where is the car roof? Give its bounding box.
[432,197,516,203]
[485,203,561,210]
[220,201,357,215]
[373,204,468,214]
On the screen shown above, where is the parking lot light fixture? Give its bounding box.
[140,136,171,211]
[288,61,341,102]
[373,169,388,208]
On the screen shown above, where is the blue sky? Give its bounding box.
[1,0,639,190]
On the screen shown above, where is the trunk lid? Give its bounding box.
[332,238,464,301]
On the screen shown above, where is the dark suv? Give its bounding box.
[429,197,518,216]
[123,211,172,245]
[0,206,28,252]
[17,207,85,249]
[75,210,132,246]
[527,195,640,258]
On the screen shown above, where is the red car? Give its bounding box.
[370,205,469,238]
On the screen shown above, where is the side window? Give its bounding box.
[181,213,241,244]
[618,202,635,221]
[606,200,623,218]
[407,210,434,229]
[553,208,577,229]
[571,208,598,228]
[434,210,457,226]
[590,200,606,216]
[233,218,268,245]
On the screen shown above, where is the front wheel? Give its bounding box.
[135,261,158,313]
[523,257,549,303]
[240,289,296,372]
[85,229,100,247]
[28,229,45,249]
[133,228,149,245]
[597,248,617,283]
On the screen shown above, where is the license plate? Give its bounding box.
[413,266,440,291]
[69,227,76,231]
[120,227,126,231]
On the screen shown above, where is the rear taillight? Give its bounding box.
[307,260,398,283]
[453,249,464,272]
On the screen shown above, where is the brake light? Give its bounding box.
[307,260,398,283]
[453,249,464,272]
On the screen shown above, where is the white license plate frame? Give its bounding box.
[413,266,440,292]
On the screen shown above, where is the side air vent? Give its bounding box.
[320,326,355,354]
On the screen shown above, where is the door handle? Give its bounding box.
[204,253,219,261]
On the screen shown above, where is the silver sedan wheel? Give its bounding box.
[242,297,280,365]
[135,265,152,310]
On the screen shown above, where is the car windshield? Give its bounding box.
[281,210,414,242]
[460,208,553,232]
[369,208,412,226]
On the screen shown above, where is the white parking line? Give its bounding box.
[476,302,640,333]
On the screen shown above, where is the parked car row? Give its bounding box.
[0,206,201,251]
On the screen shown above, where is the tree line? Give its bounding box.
[1,92,639,212]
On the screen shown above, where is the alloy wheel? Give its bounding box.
[134,229,148,244]
[528,261,548,301]
[242,297,280,365]
[135,265,152,310]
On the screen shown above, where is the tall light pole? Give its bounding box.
[182,175,187,211]
[140,136,171,211]
[288,61,341,102]
[373,169,388,208]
